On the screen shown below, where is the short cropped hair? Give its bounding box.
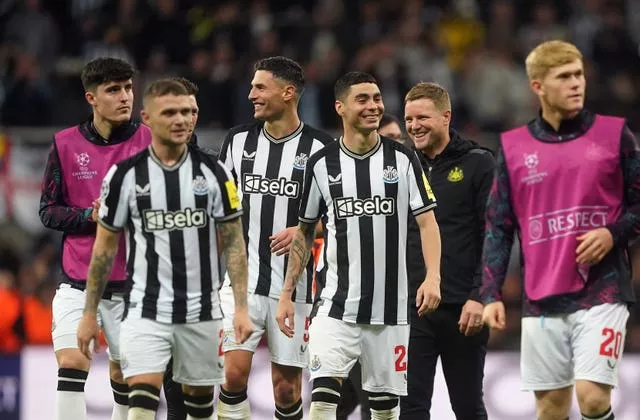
[170,76,199,96]
[334,72,378,101]
[81,57,135,91]
[404,82,451,112]
[525,40,583,81]
[254,56,305,96]
[143,79,189,106]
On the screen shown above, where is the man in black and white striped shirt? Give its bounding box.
[216,57,333,420]
[276,72,443,420]
[77,79,253,420]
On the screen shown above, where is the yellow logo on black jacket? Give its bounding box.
[447,167,464,182]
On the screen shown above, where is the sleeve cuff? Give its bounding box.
[299,216,319,224]
[412,203,437,217]
[215,210,243,222]
[97,218,123,232]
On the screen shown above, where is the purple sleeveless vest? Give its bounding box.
[502,115,624,301]
[55,124,151,283]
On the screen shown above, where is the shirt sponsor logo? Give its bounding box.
[334,196,395,219]
[243,173,299,198]
[142,208,207,231]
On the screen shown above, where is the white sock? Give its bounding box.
[111,402,129,420]
[216,388,250,420]
[56,390,87,420]
[127,406,156,420]
[370,406,399,420]
[56,368,89,420]
[309,401,337,420]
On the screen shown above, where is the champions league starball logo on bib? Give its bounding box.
[72,152,98,180]
[521,152,547,185]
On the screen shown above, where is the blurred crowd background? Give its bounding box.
[1,0,640,354]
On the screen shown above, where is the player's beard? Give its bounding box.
[421,129,445,155]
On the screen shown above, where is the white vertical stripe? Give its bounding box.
[244,132,270,294]
[179,159,202,319]
[369,151,387,320]
[269,139,301,294]
[341,152,361,322]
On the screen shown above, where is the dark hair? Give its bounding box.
[334,71,378,100]
[143,79,189,102]
[81,57,135,91]
[380,113,401,130]
[254,56,305,95]
[170,76,199,95]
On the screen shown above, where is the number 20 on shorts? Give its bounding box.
[599,327,623,359]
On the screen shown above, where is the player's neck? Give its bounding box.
[263,112,301,139]
[540,105,581,132]
[92,114,120,141]
[151,141,187,167]
[422,132,451,160]
[342,128,379,155]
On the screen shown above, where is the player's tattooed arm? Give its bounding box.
[282,222,315,296]
[84,225,119,314]
[217,217,249,310]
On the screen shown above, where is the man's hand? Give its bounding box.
[276,295,296,338]
[270,227,297,256]
[77,313,100,359]
[576,227,614,265]
[458,300,484,336]
[482,301,506,330]
[416,273,441,316]
[232,309,254,344]
[89,199,101,222]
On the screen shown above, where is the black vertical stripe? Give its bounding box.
[383,146,399,324]
[191,154,213,322]
[164,169,187,323]
[239,129,259,259]
[255,142,284,296]
[327,148,349,320]
[136,157,160,320]
[355,159,375,324]
[284,129,316,303]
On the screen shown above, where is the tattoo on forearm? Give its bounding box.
[283,222,315,293]
[218,218,249,310]
[84,251,116,313]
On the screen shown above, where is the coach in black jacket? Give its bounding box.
[400,82,495,420]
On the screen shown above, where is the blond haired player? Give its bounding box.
[481,40,640,420]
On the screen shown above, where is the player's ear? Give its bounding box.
[530,79,543,96]
[441,109,451,127]
[283,84,296,102]
[85,90,97,106]
[141,109,151,126]
[335,100,344,117]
